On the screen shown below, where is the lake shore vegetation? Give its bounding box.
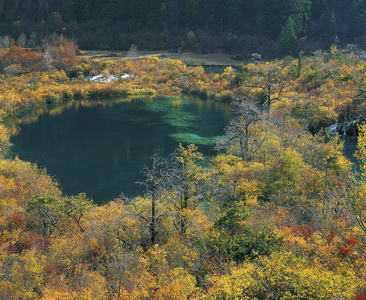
[1,40,366,298]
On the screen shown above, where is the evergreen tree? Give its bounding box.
[258,0,288,37]
[311,0,327,20]
[279,16,298,55]
[183,0,199,30]
[72,0,89,23]
[318,6,337,38]
[258,0,310,38]
[344,0,366,39]
[288,0,311,35]
[0,11,6,23]
[226,0,246,32]
[162,0,182,31]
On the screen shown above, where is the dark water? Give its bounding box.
[203,65,241,74]
[9,96,231,204]
[342,135,359,170]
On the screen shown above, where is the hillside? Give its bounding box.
[0,0,366,57]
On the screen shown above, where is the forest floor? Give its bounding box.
[79,50,244,66]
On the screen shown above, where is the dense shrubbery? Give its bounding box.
[1,45,366,298]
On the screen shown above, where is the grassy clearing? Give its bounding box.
[79,50,243,66]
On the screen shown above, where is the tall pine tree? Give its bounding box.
[279,16,298,55]
[258,0,310,37]
[318,6,337,38]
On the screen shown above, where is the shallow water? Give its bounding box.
[8,96,231,204]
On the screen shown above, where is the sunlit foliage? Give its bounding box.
[0,46,366,298]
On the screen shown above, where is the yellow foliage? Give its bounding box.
[0,157,61,198]
[77,272,109,299]
[48,232,85,269]
[197,251,359,299]
[222,66,233,79]
[0,123,9,153]
[38,288,73,300]
[211,154,264,206]
[0,51,365,299]
[0,249,46,299]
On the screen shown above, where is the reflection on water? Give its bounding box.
[7,96,231,204]
[7,98,136,135]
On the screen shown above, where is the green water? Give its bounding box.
[8,96,231,204]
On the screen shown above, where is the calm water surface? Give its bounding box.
[8,96,231,204]
[11,96,359,204]
[203,65,241,74]
[343,135,359,169]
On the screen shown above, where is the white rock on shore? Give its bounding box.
[85,73,133,83]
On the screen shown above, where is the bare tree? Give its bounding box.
[17,33,27,48]
[238,67,285,116]
[127,43,138,57]
[163,145,207,237]
[122,148,207,244]
[29,32,37,48]
[259,69,286,116]
[216,96,264,161]
[2,35,10,49]
[43,44,53,71]
[126,154,171,247]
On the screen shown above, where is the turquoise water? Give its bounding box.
[9,96,231,204]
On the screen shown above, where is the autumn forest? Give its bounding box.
[1,1,366,298]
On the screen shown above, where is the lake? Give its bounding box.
[8,96,361,204]
[8,96,231,204]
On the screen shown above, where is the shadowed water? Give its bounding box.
[8,96,231,204]
[343,135,359,171]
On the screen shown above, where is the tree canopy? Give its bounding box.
[0,0,366,55]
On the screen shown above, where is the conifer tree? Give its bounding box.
[258,0,310,38]
[72,0,89,23]
[279,16,298,56]
[319,6,337,38]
